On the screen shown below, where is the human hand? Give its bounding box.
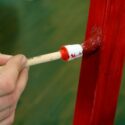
[0,54,29,125]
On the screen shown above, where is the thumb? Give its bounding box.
[0,55,27,95]
[0,54,12,65]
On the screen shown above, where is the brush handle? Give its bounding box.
[27,51,61,66]
[0,44,83,69]
[0,39,101,68]
[27,44,83,66]
[0,52,61,70]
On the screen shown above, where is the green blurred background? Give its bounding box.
[0,0,124,125]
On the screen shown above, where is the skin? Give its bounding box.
[0,54,29,125]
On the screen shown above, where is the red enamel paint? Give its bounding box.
[71,54,76,58]
[74,0,125,125]
[60,34,101,61]
[83,27,102,55]
[60,47,69,61]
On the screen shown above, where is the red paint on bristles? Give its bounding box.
[60,28,102,61]
[82,27,102,55]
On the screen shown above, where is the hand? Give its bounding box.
[0,54,29,125]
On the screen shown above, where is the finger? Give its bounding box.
[0,67,28,111]
[0,92,17,111]
[0,55,27,96]
[0,105,16,121]
[0,111,15,125]
[15,67,29,100]
[0,70,28,111]
[0,54,12,65]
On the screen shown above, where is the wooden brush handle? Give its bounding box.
[27,51,61,66]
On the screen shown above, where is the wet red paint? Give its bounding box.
[73,0,125,125]
[60,47,69,61]
[71,54,76,58]
[83,27,102,55]
[60,34,101,61]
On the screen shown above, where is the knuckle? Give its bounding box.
[2,78,15,94]
[14,55,26,71]
[10,95,17,105]
[0,79,10,95]
[16,54,26,63]
[9,54,26,72]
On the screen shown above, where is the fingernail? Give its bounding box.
[21,56,27,65]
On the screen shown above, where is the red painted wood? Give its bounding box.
[73,0,125,125]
